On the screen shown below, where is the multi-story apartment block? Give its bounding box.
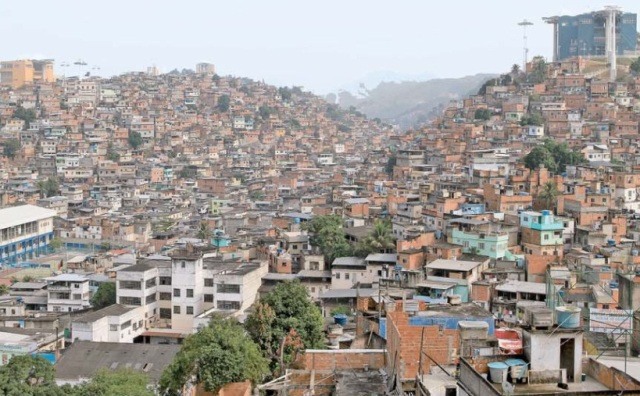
[0,59,54,89]
[45,274,92,312]
[0,205,56,265]
[116,246,267,333]
[520,210,565,257]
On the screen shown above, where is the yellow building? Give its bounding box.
[0,59,54,89]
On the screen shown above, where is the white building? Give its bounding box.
[331,257,384,289]
[71,304,146,343]
[0,205,56,265]
[116,247,267,334]
[523,125,545,138]
[45,274,91,312]
[581,144,611,163]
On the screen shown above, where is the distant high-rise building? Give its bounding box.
[147,66,160,76]
[0,59,54,89]
[196,62,216,75]
[546,9,637,62]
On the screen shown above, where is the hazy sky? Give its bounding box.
[1,1,638,93]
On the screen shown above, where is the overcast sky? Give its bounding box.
[1,1,638,93]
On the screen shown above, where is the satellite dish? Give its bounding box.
[502,381,515,396]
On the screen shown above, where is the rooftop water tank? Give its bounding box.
[333,314,348,326]
[556,306,581,329]
[488,362,509,384]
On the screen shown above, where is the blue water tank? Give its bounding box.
[607,239,616,247]
[333,314,348,326]
[556,307,581,328]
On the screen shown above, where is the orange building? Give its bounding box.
[0,59,54,89]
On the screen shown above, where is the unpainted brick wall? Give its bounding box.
[303,350,385,371]
[386,311,459,380]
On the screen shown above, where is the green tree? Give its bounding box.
[538,181,560,211]
[524,146,557,172]
[278,87,292,102]
[474,108,492,121]
[520,113,544,126]
[49,237,62,252]
[528,56,548,84]
[128,131,143,149]
[302,215,352,263]
[258,105,273,120]
[523,139,586,174]
[0,285,8,296]
[3,139,21,159]
[90,282,116,310]
[13,106,36,129]
[385,155,397,176]
[75,368,153,396]
[37,177,59,198]
[106,147,120,162]
[196,222,212,241]
[159,316,269,396]
[0,355,57,394]
[212,74,221,83]
[355,219,395,257]
[217,94,230,112]
[245,281,324,373]
[21,275,34,283]
[630,57,640,75]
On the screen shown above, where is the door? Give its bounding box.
[560,338,575,382]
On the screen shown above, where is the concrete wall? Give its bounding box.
[523,329,582,382]
[584,358,640,391]
[303,349,385,371]
[458,358,501,396]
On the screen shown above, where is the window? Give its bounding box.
[335,273,340,279]
[173,288,180,297]
[110,324,118,331]
[478,243,485,250]
[217,284,240,294]
[145,278,156,288]
[121,320,131,329]
[217,300,241,310]
[145,293,156,304]
[159,292,171,301]
[186,289,193,298]
[544,234,549,240]
[204,278,214,287]
[173,305,181,314]
[159,277,171,285]
[119,280,142,290]
[204,294,214,302]
[345,273,350,280]
[159,308,171,319]
[119,297,141,306]
[186,306,194,315]
[181,261,185,268]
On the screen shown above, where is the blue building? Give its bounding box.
[554,11,637,60]
[0,205,57,265]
